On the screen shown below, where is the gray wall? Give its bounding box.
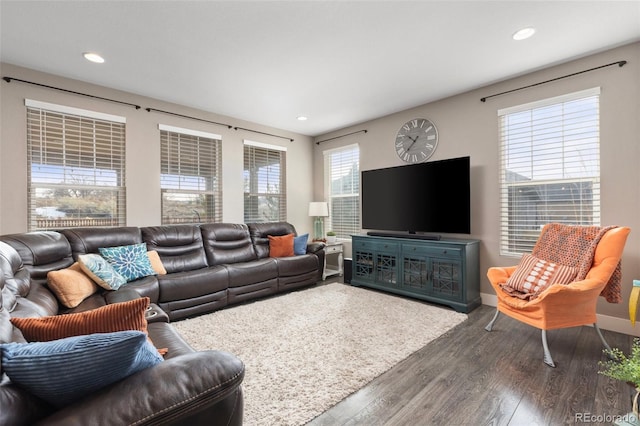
[313,42,640,328]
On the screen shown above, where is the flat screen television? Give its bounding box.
[361,156,470,236]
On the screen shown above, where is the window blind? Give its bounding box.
[499,88,601,255]
[160,127,222,224]
[324,144,360,239]
[243,141,287,223]
[27,104,126,231]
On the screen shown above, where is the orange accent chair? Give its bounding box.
[485,225,631,367]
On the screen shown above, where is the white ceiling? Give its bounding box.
[1,1,639,136]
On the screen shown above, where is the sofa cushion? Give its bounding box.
[157,266,228,302]
[268,234,295,258]
[99,243,157,282]
[10,297,150,341]
[61,227,143,258]
[225,258,278,287]
[0,231,74,285]
[46,263,100,308]
[0,330,163,408]
[78,253,127,290]
[274,253,319,277]
[141,225,208,273]
[201,223,257,265]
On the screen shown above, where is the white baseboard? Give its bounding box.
[480,292,640,337]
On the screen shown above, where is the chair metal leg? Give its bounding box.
[485,309,500,332]
[542,330,556,368]
[593,323,614,359]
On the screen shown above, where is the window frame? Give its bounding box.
[26,99,127,231]
[243,140,287,223]
[498,87,601,256]
[159,124,223,225]
[323,143,360,240]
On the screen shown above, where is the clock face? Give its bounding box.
[395,118,438,163]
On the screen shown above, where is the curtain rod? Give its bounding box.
[146,108,294,142]
[480,60,627,103]
[2,76,142,109]
[146,107,232,129]
[315,129,368,145]
[233,126,294,142]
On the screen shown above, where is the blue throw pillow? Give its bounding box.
[99,243,157,282]
[293,233,309,255]
[78,253,127,290]
[0,330,163,408]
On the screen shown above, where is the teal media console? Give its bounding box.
[351,234,481,313]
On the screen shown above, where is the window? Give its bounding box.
[499,88,600,255]
[243,141,286,223]
[26,100,126,230]
[324,144,360,239]
[160,125,222,224]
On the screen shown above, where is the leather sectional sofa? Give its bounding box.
[0,221,324,425]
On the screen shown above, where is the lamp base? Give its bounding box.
[313,217,325,241]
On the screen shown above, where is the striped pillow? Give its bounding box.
[10,297,149,342]
[0,330,163,407]
[504,253,578,296]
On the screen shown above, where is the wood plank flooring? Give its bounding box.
[307,284,635,426]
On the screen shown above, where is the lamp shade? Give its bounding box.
[308,202,329,217]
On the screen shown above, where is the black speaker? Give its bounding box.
[344,258,352,284]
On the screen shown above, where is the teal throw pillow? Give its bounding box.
[0,330,163,408]
[78,253,127,290]
[293,233,309,255]
[99,243,156,282]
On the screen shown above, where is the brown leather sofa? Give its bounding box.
[0,221,324,425]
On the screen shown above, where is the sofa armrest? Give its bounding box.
[38,351,245,426]
[306,241,325,254]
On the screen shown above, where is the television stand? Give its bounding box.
[352,234,480,313]
[366,231,441,241]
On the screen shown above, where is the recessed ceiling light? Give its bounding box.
[297,116,308,121]
[83,52,105,63]
[512,27,536,41]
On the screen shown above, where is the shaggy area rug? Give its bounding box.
[172,283,467,425]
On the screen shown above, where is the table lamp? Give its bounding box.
[308,202,329,241]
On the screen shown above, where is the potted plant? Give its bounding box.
[326,231,337,244]
[599,338,640,418]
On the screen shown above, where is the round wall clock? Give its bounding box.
[394,118,438,163]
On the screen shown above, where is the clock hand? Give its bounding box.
[406,135,418,151]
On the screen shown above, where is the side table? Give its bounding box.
[323,242,344,280]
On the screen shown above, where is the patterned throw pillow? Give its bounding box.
[268,234,295,257]
[47,262,100,308]
[10,297,150,342]
[504,253,578,296]
[99,243,157,282]
[0,330,163,408]
[78,253,127,290]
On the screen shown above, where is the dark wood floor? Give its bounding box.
[307,286,635,426]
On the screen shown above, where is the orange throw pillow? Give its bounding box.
[268,234,295,257]
[47,262,100,309]
[10,297,150,342]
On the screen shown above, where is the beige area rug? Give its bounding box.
[172,283,467,426]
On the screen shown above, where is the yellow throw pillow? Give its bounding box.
[47,263,100,308]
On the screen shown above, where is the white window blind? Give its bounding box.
[160,126,222,224]
[324,144,360,239]
[499,88,601,256]
[27,102,126,231]
[243,141,287,223]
